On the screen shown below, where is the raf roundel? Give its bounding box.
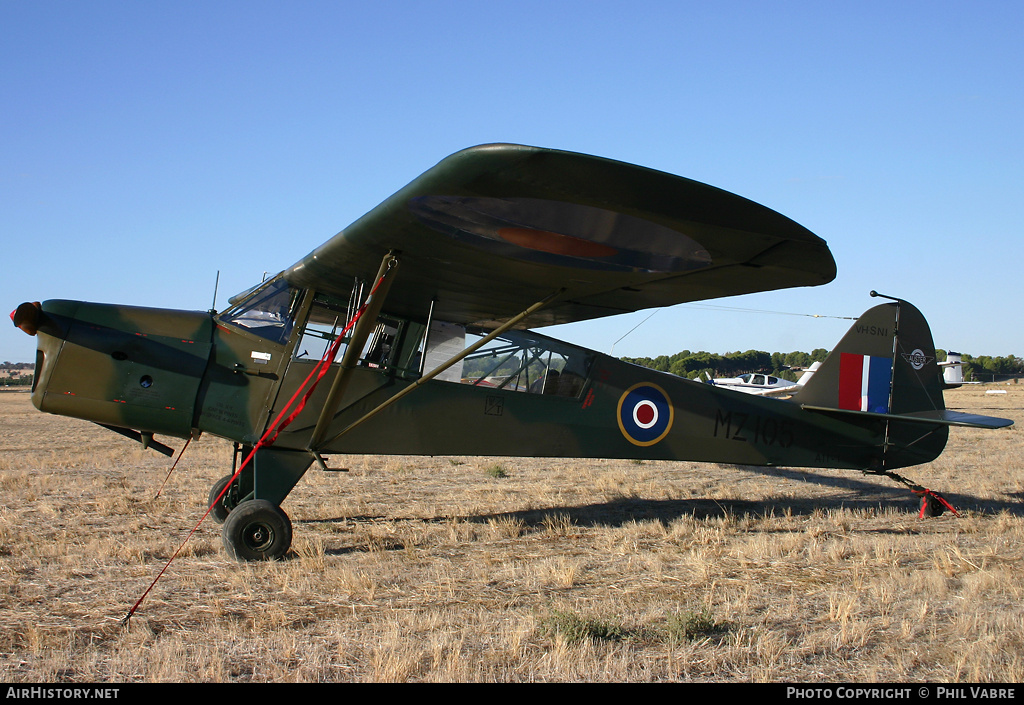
[617,383,674,446]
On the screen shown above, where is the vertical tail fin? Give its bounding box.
[791,296,953,469]
[792,297,946,416]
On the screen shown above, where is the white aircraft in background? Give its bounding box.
[940,352,980,387]
[704,362,821,396]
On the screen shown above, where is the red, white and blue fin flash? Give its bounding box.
[838,353,892,413]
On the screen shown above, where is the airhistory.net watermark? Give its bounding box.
[6,688,119,700]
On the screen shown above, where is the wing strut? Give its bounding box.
[307,252,401,451]
[308,287,565,467]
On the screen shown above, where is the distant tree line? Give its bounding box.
[621,349,1024,382]
[0,361,34,387]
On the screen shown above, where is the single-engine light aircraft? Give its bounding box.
[704,361,824,396]
[11,144,1012,561]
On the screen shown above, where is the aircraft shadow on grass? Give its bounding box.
[299,465,1023,557]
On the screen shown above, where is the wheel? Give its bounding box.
[920,492,947,518]
[221,499,292,561]
[208,475,238,524]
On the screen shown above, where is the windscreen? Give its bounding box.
[220,278,302,345]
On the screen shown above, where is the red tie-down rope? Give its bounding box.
[876,469,961,519]
[154,436,192,499]
[121,266,395,625]
[914,488,960,518]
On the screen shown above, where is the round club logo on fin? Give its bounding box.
[901,348,934,370]
[617,382,674,446]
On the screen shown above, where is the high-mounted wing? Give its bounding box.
[283,144,835,328]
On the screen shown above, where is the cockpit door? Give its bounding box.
[195,278,309,444]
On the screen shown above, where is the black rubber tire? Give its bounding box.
[207,475,237,525]
[921,493,947,518]
[221,500,292,561]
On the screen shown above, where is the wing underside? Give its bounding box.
[283,144,836,328]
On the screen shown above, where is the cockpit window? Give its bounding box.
[294,292,351,362]
[220,278,301,345]
[460,328,593,398]
[292,294,424,381]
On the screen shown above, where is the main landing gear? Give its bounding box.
[221,499,292,561]
[206,444,312,561]
[207,474,293,561]
[207,474,238,524]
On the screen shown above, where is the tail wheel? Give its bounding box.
[920,492,948,518]
[222,500,292,561]
[208,475,238,524]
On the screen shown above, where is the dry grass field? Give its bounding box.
[0,385,1021,682]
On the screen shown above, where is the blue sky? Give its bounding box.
[3,1,1021,363]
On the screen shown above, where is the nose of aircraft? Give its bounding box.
[10,302,41,336]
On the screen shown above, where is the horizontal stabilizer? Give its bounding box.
[801,405,1014,429]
